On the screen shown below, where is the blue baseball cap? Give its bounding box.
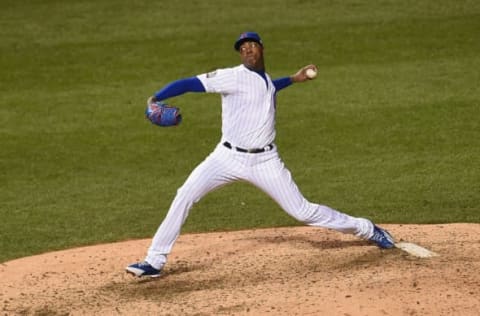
[234,31,263,51]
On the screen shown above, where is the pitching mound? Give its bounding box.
[1,224,479,315]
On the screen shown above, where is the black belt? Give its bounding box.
[223,141,273,154]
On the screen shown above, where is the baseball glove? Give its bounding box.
[145,101,182,127]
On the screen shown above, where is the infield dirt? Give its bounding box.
[1,224,479,315]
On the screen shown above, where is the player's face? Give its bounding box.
[239,41,264,71]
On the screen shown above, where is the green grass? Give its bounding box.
[1,0,479,262]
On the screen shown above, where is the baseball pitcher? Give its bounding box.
[127,32,395,278]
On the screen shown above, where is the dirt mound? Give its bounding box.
[1,224,479,315]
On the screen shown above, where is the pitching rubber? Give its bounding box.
[395,242,439,258]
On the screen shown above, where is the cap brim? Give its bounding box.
[234,38,263,51]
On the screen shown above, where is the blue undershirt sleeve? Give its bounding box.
[273,77,293,91]
[154,77,206,101]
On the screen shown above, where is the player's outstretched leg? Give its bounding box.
[247,152,396,248]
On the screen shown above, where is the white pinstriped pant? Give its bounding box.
[146,143,374,269]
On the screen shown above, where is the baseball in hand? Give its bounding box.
[306,68,317,79]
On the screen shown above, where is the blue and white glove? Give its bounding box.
[145,101,182,127]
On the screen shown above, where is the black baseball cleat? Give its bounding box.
[369,225,395,249]
[126,261,162,278]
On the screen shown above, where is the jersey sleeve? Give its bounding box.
[154,77,206,101]
[272,77,293,91]
[196,68,237,94]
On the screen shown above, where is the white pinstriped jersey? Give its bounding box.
[197,64,276,149]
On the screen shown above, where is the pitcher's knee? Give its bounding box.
[289,200,321,224]
[176,184,203,204]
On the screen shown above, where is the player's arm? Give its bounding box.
[272,77,293,91]
[148,77,206,103]
[273,64,318,92]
